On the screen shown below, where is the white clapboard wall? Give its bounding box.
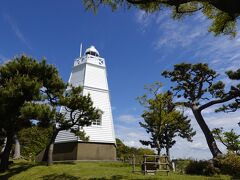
[55,46,116,144]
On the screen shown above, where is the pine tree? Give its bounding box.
[138,83,195,158]
[162,63,240,157]
[21,86,101,165]
[0,55,65,172]
[212,128,240,155]
[216,69,240,113]
[83,0,240,37]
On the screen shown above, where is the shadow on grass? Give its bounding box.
[0,162,37,180]
[42,174,127,180]
[99,163,131,168]
[42,173,78,180]
[53,161,76,165]
[88,175,127,180]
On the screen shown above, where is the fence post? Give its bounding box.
[159,155,162,171]
[172,161,175,172]
[166,156,170,176]
[144,154,147,175]
[132,154,135,173]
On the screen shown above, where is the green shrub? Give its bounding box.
[185,160,217,176]
[175,159,191,173]
[116,138,155,163]
[18,126,52,160]
[216,153,240,177]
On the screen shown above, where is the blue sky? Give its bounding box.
[0,0,240,159]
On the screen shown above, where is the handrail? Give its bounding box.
[131,154,170,176]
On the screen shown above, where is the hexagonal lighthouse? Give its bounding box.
[53,46,116,161]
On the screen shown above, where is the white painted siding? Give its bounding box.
[55,130,78,142]
[84,64,108,90]
[69,64,85,87]
[82,89,115,143]
[55,52,115,144]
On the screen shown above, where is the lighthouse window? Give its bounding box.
[86,51,99,57]
[92,113,102,126]
[92,118,101,126]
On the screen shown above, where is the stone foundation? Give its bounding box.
[36,141,116,162]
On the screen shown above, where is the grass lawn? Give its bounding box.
[0,160,232,180]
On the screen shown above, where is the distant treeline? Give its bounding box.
[116,138,155,162]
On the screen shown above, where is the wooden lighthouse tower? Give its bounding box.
[53,46,116,161]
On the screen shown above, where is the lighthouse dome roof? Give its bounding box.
[85,46,99,57]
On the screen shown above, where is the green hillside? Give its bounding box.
[0,161,231,180]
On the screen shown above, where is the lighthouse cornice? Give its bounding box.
[74,55,106,68]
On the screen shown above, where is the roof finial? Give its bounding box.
[80,43,83,58]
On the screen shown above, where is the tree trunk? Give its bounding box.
[166,146,172,169]
[156,139,161,155]
[166,146,172,170]
[192,109,222,157]
[0,134,14,172]
[46,130,59,166]
[13,134,21,159]
[157,148,161,156]
[1,138,7,153]
[166,147,170,159]
[164,125,171,163]
[0,138,6,159]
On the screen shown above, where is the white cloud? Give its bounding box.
[117,114,141,122]
[130,9,240,160]
[153,12,209,49]
[115,108,240,159]
[207,112,240,131]
[124,140,138,147]
[135,10,153,32]
[127,132,140,138]
[189,142,208,151]
[201,105,220,115]
[3,13,32,50]
[135,9,240,74]
[115,124,148,148]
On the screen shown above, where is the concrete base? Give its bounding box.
[36,141,116,162]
